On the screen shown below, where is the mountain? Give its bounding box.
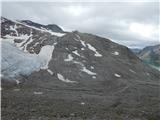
[131,45,160,71]
[138,44,160,68]
[1,17,160,120]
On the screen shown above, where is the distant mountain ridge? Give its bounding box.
[20,20,64,33]
[131,48,141,55]
[138,44,160,70]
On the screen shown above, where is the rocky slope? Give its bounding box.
[1,17,160,120]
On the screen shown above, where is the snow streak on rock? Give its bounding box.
[87,43,102,57]
[72,50,80,56]
[114,73,121,78]
[112,51,119,55]
[64,54,74,62]
[129,69,136,74]
[81,67,97,75]
[47,69,54,75]
[57,73,77,83]
[80,40,87,47]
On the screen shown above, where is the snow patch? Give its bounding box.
[57,73,77,83]
[64,54,73,62]
[81,67,97,75]
[114,73,121,78]
[15,80,20,84]
[80,40,87,47]
[0,73,4,78]
[92,76,96,79]
[73,60,97,76]
[72,50,80,56]
[75,35,86,48]
[87,43,102,57]
[129,69,136,73]
[81,48,85,50]
[80,102,85,105]
[112,51,119,55]
[47,69,54,75]
[90,66,94,69]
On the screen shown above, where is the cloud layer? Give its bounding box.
[2,1,159,48]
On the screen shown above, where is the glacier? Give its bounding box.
[1,39,55,80]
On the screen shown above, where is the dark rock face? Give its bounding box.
[1,17,160,120]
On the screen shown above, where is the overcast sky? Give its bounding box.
[1,1,159,48]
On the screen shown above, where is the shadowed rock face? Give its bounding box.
[1,17,160,120]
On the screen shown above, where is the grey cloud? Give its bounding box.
[2,2,159,48]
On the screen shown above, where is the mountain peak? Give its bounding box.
[20,19,64,33]
[46,24,63,32]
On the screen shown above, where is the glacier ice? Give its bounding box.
[1,40,55,80]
